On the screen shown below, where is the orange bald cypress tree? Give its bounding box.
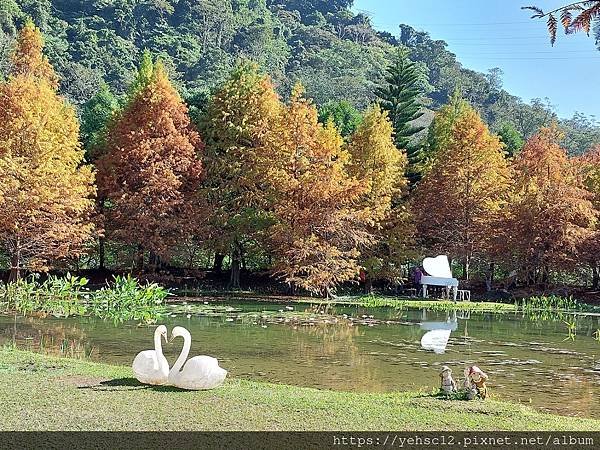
[509,125,595,284]
[267,85,370,296]
[576,145,600,288]
[346,105,414,288]
[0,23,95,281]
[97,59,203,270]
[413,98,511,280]
[200,62,282,288]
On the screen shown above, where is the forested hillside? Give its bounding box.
[0,0,598,153]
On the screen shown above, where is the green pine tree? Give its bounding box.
[376,48,428,185]
[497,122,525,157]
[80,82,119,160]
[318,100,362,137]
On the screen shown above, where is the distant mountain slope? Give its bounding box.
[0,0,598,153]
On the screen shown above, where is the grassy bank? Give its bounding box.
[356,296,516,312]
[0,349,598,431]
[173,291,516,312]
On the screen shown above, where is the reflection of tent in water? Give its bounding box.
[420,314,458,354]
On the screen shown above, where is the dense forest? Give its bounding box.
[0,0,599,154]
[1,1,600,298]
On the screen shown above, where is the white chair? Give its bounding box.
[457,289,471,302]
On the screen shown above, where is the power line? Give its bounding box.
[457,50,597,54]
[445,43,590,47]
[393,21,533,26]
[441,36,557,40]
[372,20,534,27]
[443,37,586,43]
[455,56,599,60]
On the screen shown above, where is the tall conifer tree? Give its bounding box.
[376,48,427,185]
[413,97,511,280]
[576,145,600,288]
[200,62,282,288]
[80,82,119,270]
[97,57,203,270]
[346,105,413,289]
[509,125,595,284]
[267,84,370,297]
[0,22,95,281]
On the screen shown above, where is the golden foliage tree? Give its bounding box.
[347,105,407,225]
[421,91,470,172]
[200,61,282,287]
[509,125,596,284]
[413,97,511,279]
[0,23,95,281]
[267,85,370,296]
[577,144,600,288]
[97,59,203,270]
[346,105,413,288]
[10,20,59,88]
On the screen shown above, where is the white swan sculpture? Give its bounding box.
[168,326,227,390]
[132,325,169,385]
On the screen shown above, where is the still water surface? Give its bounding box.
[1,301,599,418]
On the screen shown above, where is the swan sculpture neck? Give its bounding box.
[171,327,191,374]
[153,326,165,370]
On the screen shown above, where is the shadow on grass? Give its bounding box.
[78,377,192,392]
[416,390,472,401]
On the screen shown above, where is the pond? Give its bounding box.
[1,300,599,419]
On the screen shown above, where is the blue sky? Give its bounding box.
[353,0,600,119]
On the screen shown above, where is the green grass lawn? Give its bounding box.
[0,349,598,431]
[172,291,516,312]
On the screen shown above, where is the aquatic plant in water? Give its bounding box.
[518,296,600,328]
[519,295,578,313]
[0,274,168,323]
[563,319,577,342]
[88,275,169,323]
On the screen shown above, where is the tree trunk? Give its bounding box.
[9,241,20,283]
[542,265,549,286]
[485,262,495,292]
[213,253,225,274]
[593,265,599,290]
[287,283,297,296]
[364,276,373,294]
[99,238,106,271]
[462,256,470,280]
[149,251,161,273]
[135,245,145,272]
[229,244,241,289]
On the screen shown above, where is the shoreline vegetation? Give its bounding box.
[0,349,598,431]
[0,274,168,323]
[3,275,600,322]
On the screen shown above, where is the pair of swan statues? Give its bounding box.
[132,325,227,390]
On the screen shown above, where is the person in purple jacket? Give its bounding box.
[412,266,423,290]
